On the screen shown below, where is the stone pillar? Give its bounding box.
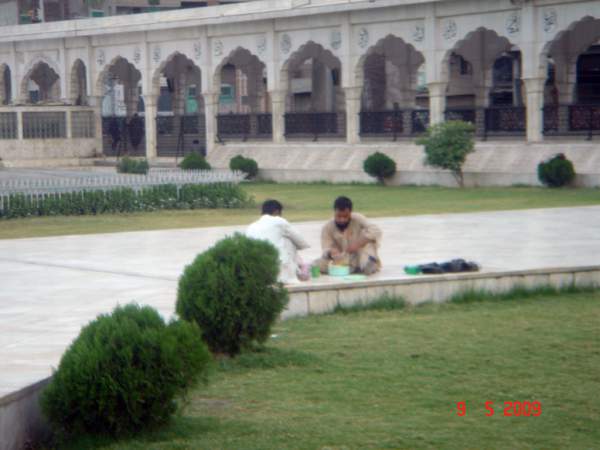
[16,109,23,140]
[66,109,73,139]
[202,91,220,155]
[90,96,103,155]
[144,94,158,160]
[523,78,545,143]
[428,82,447,126]
[344,86,362,144]
[474,85,489,138]
[269,89,286,144]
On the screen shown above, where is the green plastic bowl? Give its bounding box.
[404,265,421,275]
[329,265,351,277]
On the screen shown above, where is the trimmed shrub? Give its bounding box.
[229,155,259,179]
[117,157,149,175]
[176,233,288,356]
[416,120,475,187]
[180,152,211,171]
[537,153,576,187]
[40,304,211,437]
[0,183,252,219]
[363,152,397,184]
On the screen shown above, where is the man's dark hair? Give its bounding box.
[262,199,283,215]
[334,196,353,211]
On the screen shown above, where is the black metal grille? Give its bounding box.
[284,112,344,140]
[484,107,526,134]
[157,114,206,157]
[359,111,404,138]
[543,104,600,139]
[543,106,559,133]
[569,105,600,131]
[101,116,145,156]
[445,108,476,124]
[217,113,272,141]
[411,110,430,134]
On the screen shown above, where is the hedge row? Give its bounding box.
[0,183,252,219]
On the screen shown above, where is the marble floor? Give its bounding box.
[1,205,599,396]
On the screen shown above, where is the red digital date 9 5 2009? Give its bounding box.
[456,401,542,417]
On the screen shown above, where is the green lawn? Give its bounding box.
[63,290,600,450]
[1,183,599,239]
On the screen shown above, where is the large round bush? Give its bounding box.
[363,152,397,184]
[41,304,210,437]
[229,155,259,179]
[176,233,288,355]
[179,152,211,170]
[537,153,576,187]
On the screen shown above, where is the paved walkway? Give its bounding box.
[1,206,599,396]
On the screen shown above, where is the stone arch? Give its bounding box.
[152,52,206,156]
[20,60,61,104]
[541,16,600,104]
[213,47,268,114]
[440,27,517,84]
[441,27,521,109]
[151,51,201,99]
[97,56,142,117]
[0,64,12,105]
[355,34,426,111]
[70,59,87,105]
[152,52,203,114]
[281,40,344,114]
[281,41,342,88]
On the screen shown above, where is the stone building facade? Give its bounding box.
[1,0,600,185]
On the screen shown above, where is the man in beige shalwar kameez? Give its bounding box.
[317,196,382,275]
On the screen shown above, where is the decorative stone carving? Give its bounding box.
[133,47,141,64]
[152,46,161,63]
[257,36,267,55]
[96,49,105,67]
[358,28,369,49]
[413,24,425,42]
[330,30,342,50]
[213,40,223,57]
[280,34,292,54]
[506,12,520,35]
[443,20,457,40]
[543,9,557,33]
[194,41,202,60]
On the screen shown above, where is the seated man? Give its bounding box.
[317,196,382,275]
[246,199,310,283]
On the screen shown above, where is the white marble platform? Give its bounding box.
[1,206,599,397]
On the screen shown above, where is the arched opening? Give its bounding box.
[0,64,11,105]
[282,41,345,140]
[99,57,144,156]
[153,52,205,157]
[22,61,61,104]
[358,35,428,140]
[542,17,600,138]
[70,60,88,106]
[443,28,524,138]
[214,48,270,141]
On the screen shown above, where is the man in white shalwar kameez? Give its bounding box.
[246,199,310,284]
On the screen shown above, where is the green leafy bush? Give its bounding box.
[40,304,211,437]
[229,155,259,179]
[117,157,149,175]
[176,233,288,356]
[537,153,576,187]
[363,152,397,184]
[178,183,251,209]
[0,183,252,219]
[180,153,211,171]
[416,120,475,187]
